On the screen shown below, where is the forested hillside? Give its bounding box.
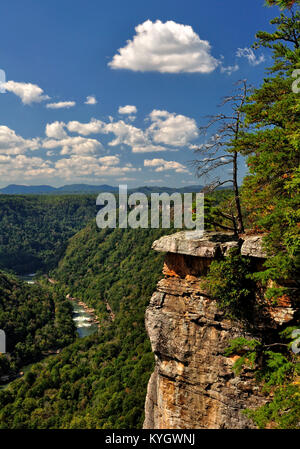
[0,225,174,428]
[0,195,97,273]
[0,272,75,378]
[0,0,298,431]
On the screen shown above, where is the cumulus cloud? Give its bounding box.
[0,153,136,184]
[46,101,76,109]
[85,95,97,105]
[144,158,189,173]
[0,125,40,154]
[0,155,55,180]
[132,144,171,153]
[118,105,137,115]
[45,121,67,139]
[43,135,102,155]
[109,20,219,74]
[3,81,50,104]
[66,118,154,151]
[55,155,137,179]
[148,110,198,147]
[236,47,265,66]
[67,119,105,135]
[63,109,198,152]
[98,155,120,166]
[105,120,148,147]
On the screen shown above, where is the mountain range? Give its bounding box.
[0,184,205,195]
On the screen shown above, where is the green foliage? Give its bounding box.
[0,272,76,377]
[0,195,98,273]
[245,384,300,429]
[265,0,299,10]
[224,337,261,374]
[206,249,255,320]
[225,326,300,428]
[239,8,300,299]
[199,190,238,232]
[0,224,173,428]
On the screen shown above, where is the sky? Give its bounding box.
[0,0,279,188]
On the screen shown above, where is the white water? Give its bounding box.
[72,302,98,337]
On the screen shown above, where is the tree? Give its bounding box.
[230,5,300,428]
[193,80,250,234]
[238,7,300,285]
[265,0,299,9]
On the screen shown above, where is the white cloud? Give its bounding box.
[0,153,137,183]
[55,155,137,179]
[144,158,189,173]
[236,47,265,66]
[3,81,50,104]
[67,118,154,151]
[43,136,102,155]
[0,125,40,154]
[85,95,97,105]
[67,119,105,136]
[105,120,148,147]
[98,155,120,166]
[45,121,67,139]
[220,63,239,75]
[46,101,76,109]
[0,155,55,180]
[144,179,165,183]
[64,110,198,152]
[148,110,198,147]
[109,20,219,74]
[132,144,172,153]
[118,105,137,115]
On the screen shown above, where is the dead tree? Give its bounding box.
[192,80,250,234]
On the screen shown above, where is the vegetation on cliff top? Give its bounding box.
[207,2,300,428]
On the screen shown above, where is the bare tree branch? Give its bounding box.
[192,80,251,234]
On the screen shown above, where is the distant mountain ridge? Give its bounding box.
[0,184,205,195]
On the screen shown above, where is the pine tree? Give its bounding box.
[265,0,299,9]
[238,7,300,286]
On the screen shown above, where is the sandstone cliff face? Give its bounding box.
[144,231,295,429]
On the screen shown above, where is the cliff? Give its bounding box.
[143,231,296,429]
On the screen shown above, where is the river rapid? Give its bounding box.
[0,274,98,390]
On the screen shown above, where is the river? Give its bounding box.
[0,274,98,390]
[19,273,98,338]
[72,301,98,338]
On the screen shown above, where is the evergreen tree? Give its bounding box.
[238,7,300,288]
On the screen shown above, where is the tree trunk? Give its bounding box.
[233,151,244,234]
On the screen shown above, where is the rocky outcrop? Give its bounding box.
[241,236,268,259]
[144,231,296,429]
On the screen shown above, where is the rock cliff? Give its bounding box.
[143,231,296,429]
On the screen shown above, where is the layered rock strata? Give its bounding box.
[144,231,296,429]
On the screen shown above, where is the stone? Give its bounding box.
[144,277,267,429]
[152,231,240,258]
[241,235,268,258]
[144,230,297,429]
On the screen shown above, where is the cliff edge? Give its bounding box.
[143,231,296,429]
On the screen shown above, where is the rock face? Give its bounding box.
[143,231,296,429]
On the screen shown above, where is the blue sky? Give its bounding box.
[0,0,278,187]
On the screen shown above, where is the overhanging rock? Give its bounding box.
[152,231,267,259]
